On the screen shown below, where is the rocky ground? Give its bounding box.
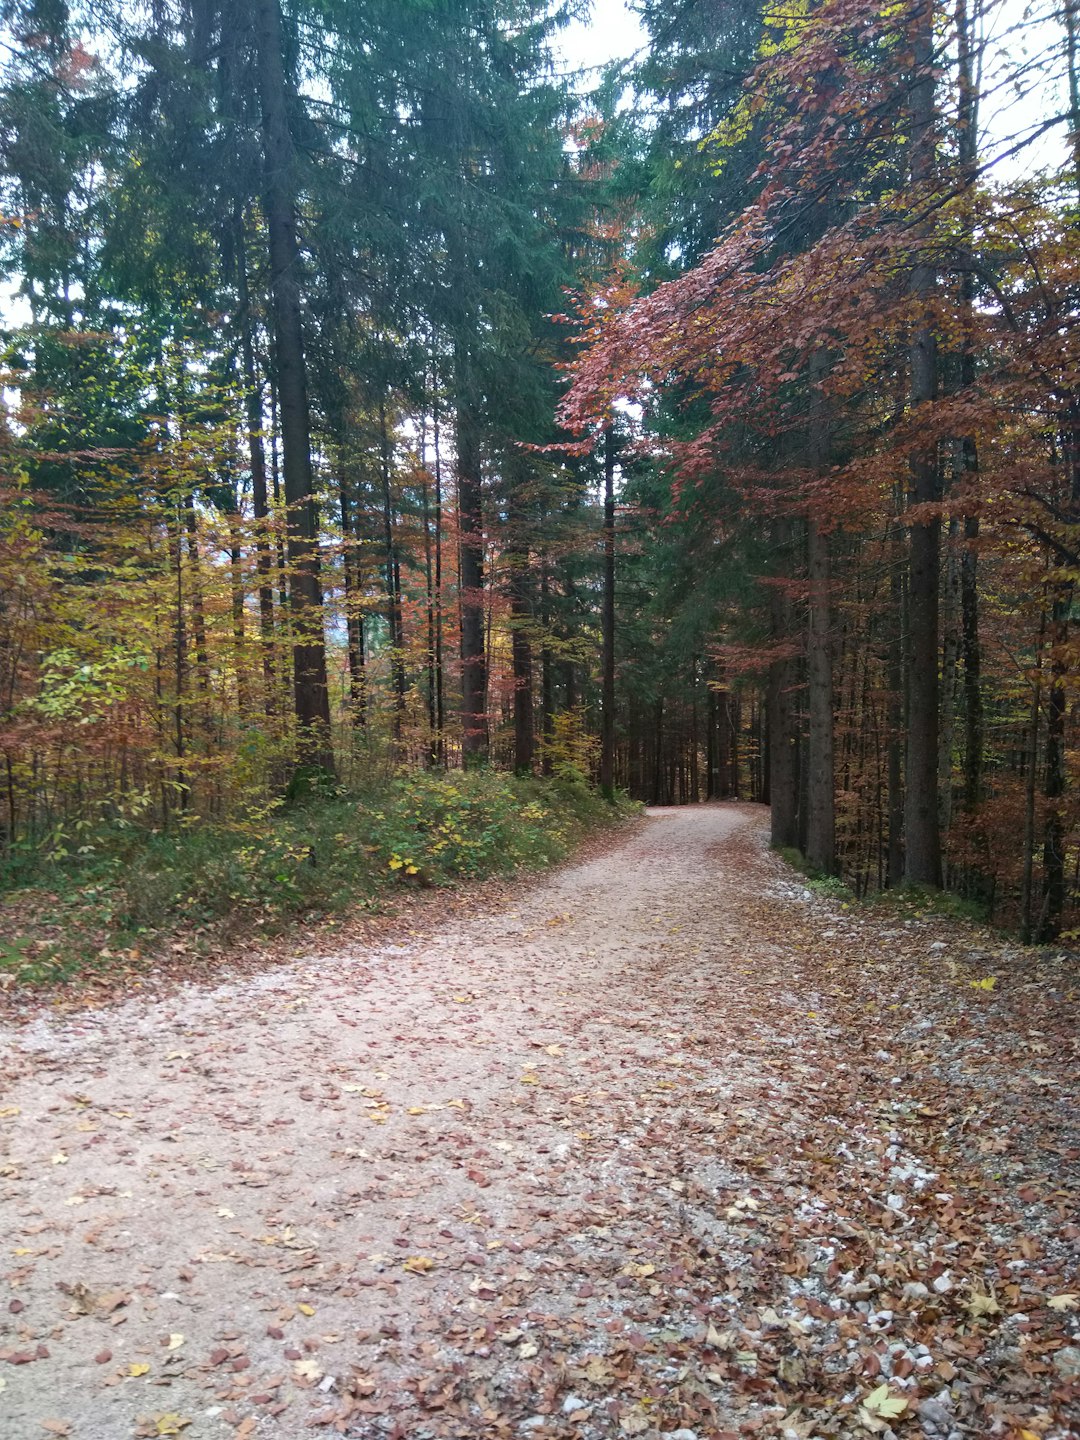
[0,803,1077,1440]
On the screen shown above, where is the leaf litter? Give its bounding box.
[0,804,1076,1439]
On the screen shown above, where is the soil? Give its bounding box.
[0,804,1077,1440]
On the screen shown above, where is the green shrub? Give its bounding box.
[0,773,638,985]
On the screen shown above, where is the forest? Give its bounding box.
[0,0,1078,955]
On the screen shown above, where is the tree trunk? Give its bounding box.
[508,465,535,775]
[236,208,277,716]
[768,611,799,848]
[253,0,334,779]
[600,426,617,800]
[903,0,942,885]
[379,398,407,738]
[456,389,487,763]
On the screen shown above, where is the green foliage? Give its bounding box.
[867,884,991,927]
[0,774,637,987]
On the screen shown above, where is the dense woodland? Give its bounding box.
[0,0,1078,940]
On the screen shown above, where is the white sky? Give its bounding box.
[556,0,645,75]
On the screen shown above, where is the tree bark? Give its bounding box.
[768,535,799,849]
[456,389,488,763]
[600,426,617,800]
[236,208,277,716]
[253,0,334,779]
[903,0,942,886]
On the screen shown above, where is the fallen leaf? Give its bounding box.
[128,1362,151,1377]
[165,1333,184,1351]
[863,1384,908,1419]
[1048,1293,1079,1311]
[293,1358,323,1382]
[39,1423,72,1437]
[966,1288,1001,1318]
[402,1255,435,1274]
[151,1415,191,1437]
[297,1303,315,1316]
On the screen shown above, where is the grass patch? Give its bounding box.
[774,845,854,900]
[0,773,638,989]
[864,882,990,926]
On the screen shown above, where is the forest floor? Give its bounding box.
[0,803,1077,1440]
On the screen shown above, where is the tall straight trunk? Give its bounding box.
[456,390,487,762]
[768,525,799,849]
[956,0,983,812]
[539,555,553,777]
[731,694,741,800]
[228,502,249,722]
[903,0,942,886]
[379,399,407,736]
[805,351,835,873]
[421,466,438,758]
[805,516,834,871]
[236,209,277,716]
[651,698,664,806]
[711,688,720,800]
[886,536,906,885]
[338,459,366,730]
[961,515,982,808]
[431,385,446,764]
[1040,599,1070,942]
[253,0,333,777]
[1022,605,1046,943]
[507,463,535,775]
[939,520,962,857]
[689,664,700,804]
[171,510,188,809]
[182,490,211,736]
[600,426,617,800]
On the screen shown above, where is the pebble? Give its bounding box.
[562,1396,588,1415]
[1053,1345,1080,1379]
[667,1432,699,1440]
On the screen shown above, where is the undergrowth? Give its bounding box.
[0,772,638,988]
[775,846,992,924]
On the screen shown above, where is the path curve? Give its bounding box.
[2,803,1077,1440]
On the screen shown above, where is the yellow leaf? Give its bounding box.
[402,1255,435,1274]
[520,1073,539,1086]
[544,1044,564,1057]
[128,1362,151,1377]
[152,1415,191,1436]
[968,976,997,991]
[1048,1292,1079,1311]
[621,1261,656,1278]
[297,1303,315,1316]
[863,1384,908,1419]
[293,1358,323,1382]
[50,1152,68,1165]
[0,1107,20,1118]
[966,1288,1001,1318]
[388,858,403,871]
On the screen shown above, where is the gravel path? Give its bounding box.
[1,803,1077,1440]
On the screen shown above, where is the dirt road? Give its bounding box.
[1,805,1077,1440]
